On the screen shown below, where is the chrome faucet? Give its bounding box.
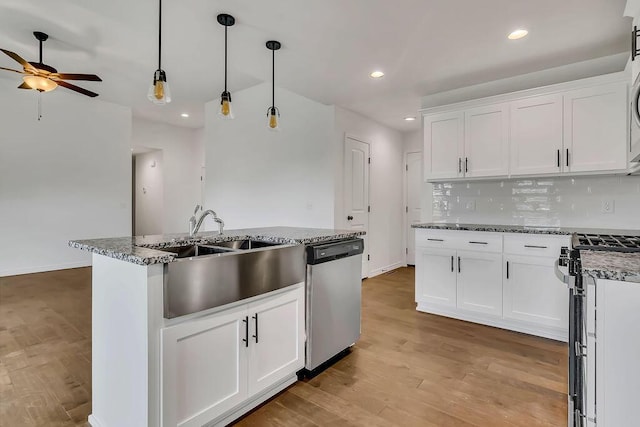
[189,205,224,236]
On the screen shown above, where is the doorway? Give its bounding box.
[405,151,422,265]
[344,135,370,278]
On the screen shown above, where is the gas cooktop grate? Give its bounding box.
[574,234,640,253]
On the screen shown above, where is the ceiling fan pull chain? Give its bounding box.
[37,91,42,121]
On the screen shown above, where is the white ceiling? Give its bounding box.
[0,0,631,132]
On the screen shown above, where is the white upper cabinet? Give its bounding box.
[563,82,628,173]
[421,74,628,181]
[510,94,563,176]
[423,112,464,180]
[464,103,510,178]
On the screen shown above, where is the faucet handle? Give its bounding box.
[193,204,202,215]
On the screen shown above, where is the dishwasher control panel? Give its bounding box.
[306,239,364,265]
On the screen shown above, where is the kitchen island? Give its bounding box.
[69,226,364,427]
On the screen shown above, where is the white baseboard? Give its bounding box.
[416,302,568,342]
[368,261,404,278]
[0,261,91,278]
[88,414,105,427]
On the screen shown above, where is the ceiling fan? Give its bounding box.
[1,31,102,97]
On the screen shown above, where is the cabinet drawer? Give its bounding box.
[457,231,503,253]
[415,229,459,249]
[503,233,570,257]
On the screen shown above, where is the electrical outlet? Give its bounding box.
[601,199,615,214]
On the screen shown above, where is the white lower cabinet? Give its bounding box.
[161,284,304,427]
[415,229,569,341]
[456,250,503,316]
[415,247,457,307]
[503,254,568,330]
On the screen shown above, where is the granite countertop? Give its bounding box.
[580,250,640,283]
[69,226,366,266]
[411,222,640,236]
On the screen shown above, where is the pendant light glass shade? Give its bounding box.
[217,14,235,120]
[148,0,170,105]
[148,69,171,104]
[266,106,279,131]
[219,90,234,119]
[266,40,281,131]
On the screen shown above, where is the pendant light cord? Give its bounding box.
[271,49,275,108]
[39,39,43,63]
[224,25,228,92]
[158,0,162,69]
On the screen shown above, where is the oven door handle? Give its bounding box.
[554,258,574,288]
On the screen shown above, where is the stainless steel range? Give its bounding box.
[572,234,640,253]
[557,232,640,427]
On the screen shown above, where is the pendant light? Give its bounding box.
[217,13,235,119]
[147,0,171,104]
[266,40,281,131]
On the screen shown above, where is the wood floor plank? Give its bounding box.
[0,266,567,427]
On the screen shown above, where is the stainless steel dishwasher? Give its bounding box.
[303,238,364,375]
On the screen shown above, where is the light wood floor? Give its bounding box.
[0,267,567,427]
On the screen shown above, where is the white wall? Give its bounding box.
[334,107,404,276]
[134,150,164,235]
[131,118,203,234]
[0,80,131,276]
[204,83,335,230]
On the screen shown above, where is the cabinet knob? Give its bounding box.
[347,215,354,221]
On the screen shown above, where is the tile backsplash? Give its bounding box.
[431,175,640,230]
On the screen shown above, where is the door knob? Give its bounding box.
[347,215,354,221]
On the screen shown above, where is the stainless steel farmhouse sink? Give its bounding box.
[160,244,237,258]
[160,241,304,318]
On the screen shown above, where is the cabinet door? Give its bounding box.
[415,247,457,307]
[162,305,248,427]
[464,103,509,178]
[503,255,568,330]
[456,250,502,316]
[423,112,464,180]
[510,94,563,176]
[247,285,305,397]
[563,82,628,172]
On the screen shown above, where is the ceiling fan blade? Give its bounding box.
[0,66,24,74]
[18,82,31,89]
[1,48,30,68]
[52,73,102,82]
[56,79,99,97]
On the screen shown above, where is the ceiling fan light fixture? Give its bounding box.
[266,40,281,131]
[23,75,57,92]
[147,69,171,104]
[148,0,171,105]
[218,13,235,120]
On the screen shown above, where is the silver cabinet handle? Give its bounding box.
[557,149,560,168]
[451,255,454,272]
[469,241,488,245]
[524,244,548,249]
[427,238,444,242]
[506,261,509,279]
[458,256,461,273]
[566,148,569,167]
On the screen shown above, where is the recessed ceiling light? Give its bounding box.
[508,29,528,40]
[370,70,385,78]
[180,113,189,118]
[404,116,416,121]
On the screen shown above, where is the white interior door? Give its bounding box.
[406,152,422,265]
[344,135,370,278]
